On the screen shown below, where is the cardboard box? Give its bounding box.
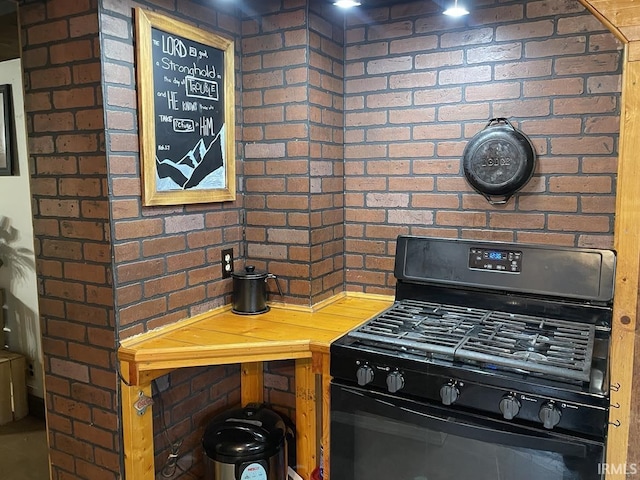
[0,350,28,425]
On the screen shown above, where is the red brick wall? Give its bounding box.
[22,0,246,478]
[20,1,120,479]
[309,3,345,303]
[343,0,621,294]
[242,2,313,305]
[151,361,293,479]
[242,1,346,306]
[151,364,240,478]
[240,2,346,425]
[20,0,623,478]
[100,1,245,478]
[102,0,244,340]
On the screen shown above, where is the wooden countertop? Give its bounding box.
[118,292,394,480]
[118,292,394,385]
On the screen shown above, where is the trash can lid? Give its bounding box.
[202,404,286,463]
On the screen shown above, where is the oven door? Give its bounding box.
[330,382,604,480]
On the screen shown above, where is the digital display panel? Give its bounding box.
[469,247,522,273]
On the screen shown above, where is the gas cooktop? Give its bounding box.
[348,298,596,383]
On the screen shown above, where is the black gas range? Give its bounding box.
[330,236,615,480]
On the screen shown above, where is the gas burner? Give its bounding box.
[513,351,548,362]
[514,334,550,353]
[419,307,452,318]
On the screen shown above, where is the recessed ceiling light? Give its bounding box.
[443,0,469,17]
[333,0,362,8]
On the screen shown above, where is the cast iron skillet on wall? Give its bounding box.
[462,118,536,205]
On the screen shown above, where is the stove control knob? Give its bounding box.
[499,394,521,420]
[539,402,562,429]
[386,371,405,393]
[356,365,374,386]
[440,383,459,406]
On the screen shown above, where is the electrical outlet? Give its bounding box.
[221,248,233,278]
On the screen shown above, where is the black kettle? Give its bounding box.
[231,266,283,315]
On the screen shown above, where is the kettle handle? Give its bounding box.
[267,273,284,297]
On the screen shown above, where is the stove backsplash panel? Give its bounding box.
[394,236,616,303]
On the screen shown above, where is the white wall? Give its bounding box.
[0,58,43,399]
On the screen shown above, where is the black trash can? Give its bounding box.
[202,404,288,480]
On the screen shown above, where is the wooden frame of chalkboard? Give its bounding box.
[135,8,236,206]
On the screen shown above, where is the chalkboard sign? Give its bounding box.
[135,8,236,206]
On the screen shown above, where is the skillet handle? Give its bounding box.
[486,117,515,131]
[482,193,513,205]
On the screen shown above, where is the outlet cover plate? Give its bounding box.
[222,248,233,278]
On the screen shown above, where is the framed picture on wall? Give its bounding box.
[0,84,14,176]
[134,8,236,206]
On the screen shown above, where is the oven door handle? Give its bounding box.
[397,403,588,458]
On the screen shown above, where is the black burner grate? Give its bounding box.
[349,299,595,382]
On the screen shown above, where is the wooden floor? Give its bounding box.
[0,416,50,480]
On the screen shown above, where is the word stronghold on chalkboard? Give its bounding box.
[135,8,236,206]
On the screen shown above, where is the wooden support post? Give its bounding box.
[121,363,155,480]
[605,46,640,479]
[241,362,264,406]
[295,357,316,480]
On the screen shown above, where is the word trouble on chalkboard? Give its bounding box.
[135,8,236,206]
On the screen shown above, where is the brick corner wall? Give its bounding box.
[100,1,244,341]
[20,0,120,478]
[242,1,348,306]
[100,0,246,477]
[309,3,346,304]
